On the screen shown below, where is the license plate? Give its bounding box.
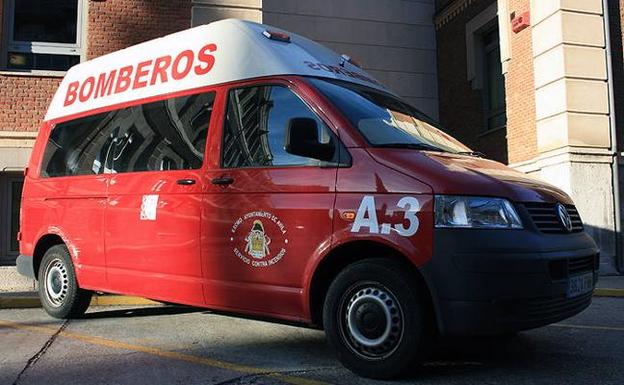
[567,272,594,298]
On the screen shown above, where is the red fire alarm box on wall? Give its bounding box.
[511,11,530,33]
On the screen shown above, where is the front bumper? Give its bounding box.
[422,228,599,336]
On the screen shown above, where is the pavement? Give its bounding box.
[599,276,624,288]
[1,275,622,309]
[0,297,623,385]
[0,292,159,309]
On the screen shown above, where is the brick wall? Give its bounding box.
[87,0,191,58]
[0,0,191,133]
[504,0,537,164]
[0,0,62,132]
[0,76,61,132]
[435,0,509,163]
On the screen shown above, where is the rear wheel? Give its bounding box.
[323,259,429,379]
[38,245,93,319]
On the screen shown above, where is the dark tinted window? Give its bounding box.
[222,85,333,168]
[13,0,78,43]
[483,28,506,132]
[41,91,215,177]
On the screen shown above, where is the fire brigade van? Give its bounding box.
[17,19,598,379]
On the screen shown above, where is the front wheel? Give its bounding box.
[38,245,93,319]
[323,259,429,379]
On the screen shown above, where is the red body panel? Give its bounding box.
[367,149,572,204]
[20,75,572,325]
[201,168,335,321]
[20,122,108,288]
[22,174,108,288]
[104,170,206,305]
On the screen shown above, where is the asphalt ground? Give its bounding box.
[0,297,623,385]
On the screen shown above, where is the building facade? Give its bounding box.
[436,0,624,274]
[0,0,621,290]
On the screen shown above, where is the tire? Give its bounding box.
[323,258,429,379]
[38,245,93,319]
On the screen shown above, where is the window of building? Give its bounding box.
[0,173,23,266]
[482,27,507,132]
[222,85,334,168]
[465,3,508,133]
[40,91,215,177]
[2,0,85,72]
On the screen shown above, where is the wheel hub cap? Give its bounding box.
[44,259,69,307]
[342,285,403,359]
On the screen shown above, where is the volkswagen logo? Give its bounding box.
[556,203,573,232]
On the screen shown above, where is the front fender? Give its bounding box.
[301,193,434,322]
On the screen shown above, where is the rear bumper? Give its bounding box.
[422,228,599,336]
[16,255,35,279]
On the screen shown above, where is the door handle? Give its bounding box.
[211,176,234,186]
[176,178,196,185]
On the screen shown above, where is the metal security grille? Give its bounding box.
[523,202,583,234]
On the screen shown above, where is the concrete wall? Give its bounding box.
[191,0,262,25]
[263,0,439,119]
[190,0,439,119]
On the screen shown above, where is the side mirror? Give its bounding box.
[284,117,335,162]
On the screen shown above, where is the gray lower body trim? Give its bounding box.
[16,255,35,279]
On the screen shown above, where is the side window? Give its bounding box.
[222,85,333,168]
[40,112,114,177]
[41,91,215,177]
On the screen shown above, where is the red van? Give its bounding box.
[17,19,598,379]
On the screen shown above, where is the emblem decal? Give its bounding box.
[556,203,573,232]
[231,211,287,268]
[245,220,271,259]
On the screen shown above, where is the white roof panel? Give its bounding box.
[45,19,387,121]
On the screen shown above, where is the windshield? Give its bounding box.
[309,78,471,154]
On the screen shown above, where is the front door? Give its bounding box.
[104,91,216,305]
[202,81,339,320]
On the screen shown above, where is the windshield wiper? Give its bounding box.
[374,143,446,152]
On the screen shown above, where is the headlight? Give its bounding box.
[435,195,523,229]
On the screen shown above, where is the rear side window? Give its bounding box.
[222,85,333,168]
[40,91,215,177]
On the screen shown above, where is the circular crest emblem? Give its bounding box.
[555,203,573,232]
[230,211,288,268]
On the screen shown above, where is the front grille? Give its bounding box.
[522,292,593,321]
[523,202,583,233]
[501,291,593,324]
[549,255,598,280]
[569,255,596,275]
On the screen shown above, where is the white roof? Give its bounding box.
[45,19,386,122]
